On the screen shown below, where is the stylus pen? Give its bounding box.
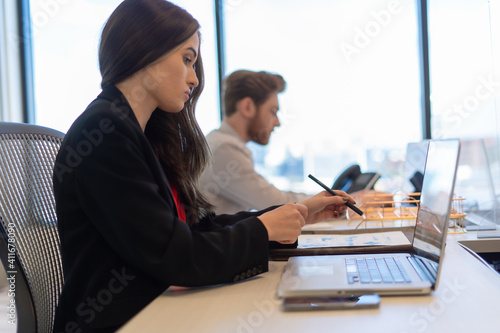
[308,174,364,216]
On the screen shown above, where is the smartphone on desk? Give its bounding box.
[282,294,380,311]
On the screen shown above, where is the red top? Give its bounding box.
[169,182,186,223]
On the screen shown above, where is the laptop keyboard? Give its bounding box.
[346,257,412,284]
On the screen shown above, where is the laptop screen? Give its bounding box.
[411,140,461,263]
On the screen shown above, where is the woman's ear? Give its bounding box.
[237,96,257,119]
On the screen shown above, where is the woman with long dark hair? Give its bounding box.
[52,1,354,332]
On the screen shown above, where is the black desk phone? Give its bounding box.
[331,164,380,194]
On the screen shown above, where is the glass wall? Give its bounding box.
[428,0,500,210]
[29,0,220,135]
[223,0,422,193]
[428,0,498,140]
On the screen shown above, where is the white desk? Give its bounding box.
[119,233,500,333]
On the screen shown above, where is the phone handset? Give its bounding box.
[332,165,361,193]
[332,164,380,194]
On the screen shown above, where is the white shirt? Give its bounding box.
[199,121,309,214]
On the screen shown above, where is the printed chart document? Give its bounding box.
[298,231,411,249]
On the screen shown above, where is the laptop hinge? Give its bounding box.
[408,255,436,284]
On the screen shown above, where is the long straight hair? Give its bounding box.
[99,0,212,224]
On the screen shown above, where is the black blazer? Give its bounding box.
[52,86,273,332]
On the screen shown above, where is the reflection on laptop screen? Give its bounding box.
[411,140,460,262]
[402,141,429,193]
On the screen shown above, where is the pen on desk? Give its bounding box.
[307,174,364,216]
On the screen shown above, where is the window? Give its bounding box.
[223,0,422,193]
[29,0,220,135]
[428,0,500,208]
[428,0,499,140]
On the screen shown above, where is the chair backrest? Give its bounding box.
[0,122,65,333]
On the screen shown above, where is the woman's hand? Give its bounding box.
[258,203,308,244]
[298,190,356,224]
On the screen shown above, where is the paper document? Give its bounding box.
[298,231,411,249]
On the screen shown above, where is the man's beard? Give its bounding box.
[247,112,271,145]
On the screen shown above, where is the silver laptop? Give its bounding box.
[277,139,461,297]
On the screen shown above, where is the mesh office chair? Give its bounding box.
[0,122,65,333]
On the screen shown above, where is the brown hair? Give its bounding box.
[99,0,212,224]
[223,70,286,117]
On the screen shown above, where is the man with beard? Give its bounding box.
[199,70,309,214]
